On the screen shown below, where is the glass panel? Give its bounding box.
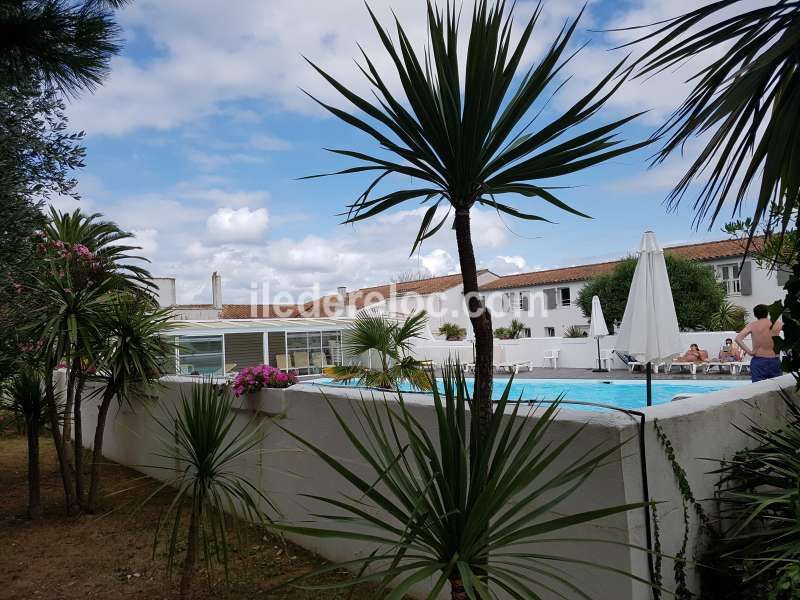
[286,332,309,374]
[322,331,342,366]
[177,335,223,376]
[307,333,323,374]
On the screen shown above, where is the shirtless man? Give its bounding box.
[735,304,783,383]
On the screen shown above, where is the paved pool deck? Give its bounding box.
[459,366,752,381]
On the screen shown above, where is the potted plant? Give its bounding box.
[231,364,298,416]
[438,322,467,341]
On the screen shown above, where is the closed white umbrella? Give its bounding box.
[615,231,683,405]
[588,295,609,372]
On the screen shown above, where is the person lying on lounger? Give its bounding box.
[718,338,741,362]
[677,344,707,363]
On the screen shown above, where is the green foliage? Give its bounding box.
[577,255,725,331]
[563,325,587,338]
[0,0,130,96]
[630,2,800,237]
[706,397,800,595]
[324,310,433,391]
[276,363,648,599]
[148,382,274,595]
[771,261,800,383]
[303,1,647,249]
[495,319,526,340]
[438,322,466,340]
[654,420,715,600]
[0,365,46,433]
[0,82,83,379]
[709,302,749,332]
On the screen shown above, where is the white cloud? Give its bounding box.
[420,249,456,276]
[67,0,586,135]
[186,150,263,170]
[488,255,531,274]
[130,228,159,256]
[249,134,292,151]
[206,206,269,242]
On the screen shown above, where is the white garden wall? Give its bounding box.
[81,374,798,599]
[412,331,740,370]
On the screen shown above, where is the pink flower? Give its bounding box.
[73,243,93,259]
[51,240,64,249]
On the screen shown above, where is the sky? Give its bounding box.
[56,0,758,304]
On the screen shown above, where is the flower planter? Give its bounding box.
[238,388,291,418]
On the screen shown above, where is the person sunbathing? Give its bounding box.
[678,343,706,363]
[718,338,741,362]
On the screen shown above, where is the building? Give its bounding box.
[478,237,786,338]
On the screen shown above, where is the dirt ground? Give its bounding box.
[0,434,382,599]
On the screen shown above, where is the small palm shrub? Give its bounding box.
[702,395,800,599]
[438,322,467,341]
[148,382,275,598]
[709,301,749,332]
[325,310,433,391]
[564,325,588,338]
[278,363,648,599]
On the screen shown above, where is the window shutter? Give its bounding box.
[777,268,791,287]
[544,288,557,310]
[739,261,752,296]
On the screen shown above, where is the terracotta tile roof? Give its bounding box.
[480,237,762,291]
[220,304,301,319]
[299,270,491,317]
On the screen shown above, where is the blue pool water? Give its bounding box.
[312,377,748,411]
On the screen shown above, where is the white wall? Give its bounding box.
[80,374,799,600]
[412,331,740,370]
[704,257,784,316]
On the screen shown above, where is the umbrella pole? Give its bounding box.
[646,362,652,407]
[592,337,607,373]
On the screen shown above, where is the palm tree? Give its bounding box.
[325,310,433,391]
[86,294,175,513]
[0,0,130,95]
[303,1,647,451]
[627,1,800,239]
[278,364,648,599]
[148,382,275,599]
[1,365,47,518]
[31,207,152,513]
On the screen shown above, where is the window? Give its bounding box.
[544,327,556,337]
[716,263,741,295]
[559,287,571,307]
[282,330,343,375]
[519,293,529,311]
[176,335,224,376]
[522,327,531,338]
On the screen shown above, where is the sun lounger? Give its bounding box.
[667,360,705,375]
[704,360,738,375]
[493,345,532,373]
[311,352,328,368]
[614,351,663,373]
[293,351,310,369]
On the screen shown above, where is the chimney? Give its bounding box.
[337,286,347,301]
[211,272,222,309]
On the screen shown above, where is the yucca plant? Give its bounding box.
[439,322,467,341]
[709,301,749,332]
[277,363,648,599]
[325,310,433,391]
[1,366,47,518]
[303,0,648,454]
[627,1,800,239]
[86,293,175,513]
[147,382,275,599]
[564,325,588,338]
[706,394,800,596]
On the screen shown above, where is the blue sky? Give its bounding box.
[58,0,752,304]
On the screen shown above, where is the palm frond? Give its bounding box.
[627,0,800,236]
[304,1,647,251]
[274,362,648,598]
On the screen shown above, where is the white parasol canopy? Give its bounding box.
[588,295,609,338]
[615,231,682,364]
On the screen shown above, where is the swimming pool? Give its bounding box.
[312,377,749,411]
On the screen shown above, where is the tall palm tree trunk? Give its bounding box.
[45,367,78,515]
[449,570,468,600]
[25,404,41,519]
[87,386,115,513]
[453,209,493,438]
[180,498,203,599]
[72,372,87,508]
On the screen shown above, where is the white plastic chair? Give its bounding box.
[599,349,613,371]
[543,349,559,368]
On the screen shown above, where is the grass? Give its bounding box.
[0,433,381,599]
